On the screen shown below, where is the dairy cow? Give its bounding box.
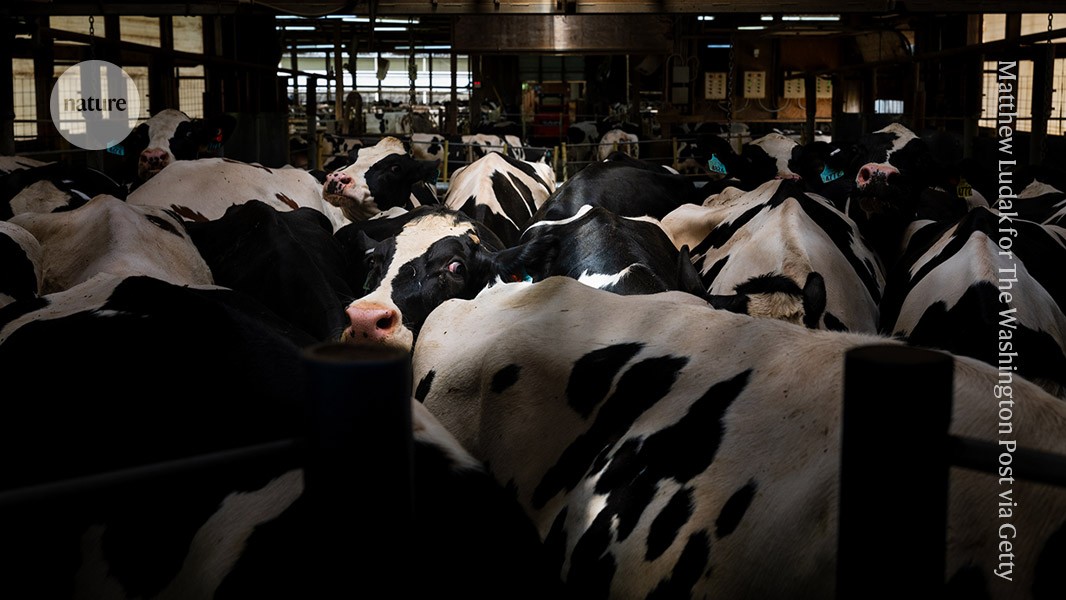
[413,275,1066,600]
[532,154,706,224]
[0,220,41,308]
[845,122,971,267]
[0,273,561,598]
[0,155,48,175]
[520,204,706,297]
[596,129,640,161]
[444,151,556,247]
[338,205,556,352]
[661,179,885,332]
[185,200,359,342]
[127,157,351,232]
[879,206,1066,398]
[109,108,237,185]
[0,162,129,220]
[9,194,213,294]
[323,136,440,222]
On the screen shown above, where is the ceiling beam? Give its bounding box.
[8,1,1066,17]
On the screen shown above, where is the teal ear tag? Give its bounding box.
[820,165,845,183]
[708,154,729,175]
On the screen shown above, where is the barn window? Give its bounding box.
[874,99,904,114]
[12,59,36,140]
[979,14,1066,134]
[177,66,205,119]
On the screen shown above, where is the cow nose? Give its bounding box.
[325,171,353,194]
[346,303,400,342]
[856,163,898,188]
[140,148,169,168]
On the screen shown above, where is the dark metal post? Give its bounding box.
[837,344,953,598]
[305,75,317,170]
[301,342,413,597]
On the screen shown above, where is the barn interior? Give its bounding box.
[4,1,1065,177]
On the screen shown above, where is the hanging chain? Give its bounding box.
[408,17,417,107]
[725,34,736,151]
[1041,13,1055,164]
[88,15,96,59]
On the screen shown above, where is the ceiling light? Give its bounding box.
[697,16,715,21]
[782,15,841,21]
[737,25,766,31]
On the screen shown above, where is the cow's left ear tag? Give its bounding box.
[708,154,729,175]
[107,144,125,156]
[820,165,844,183]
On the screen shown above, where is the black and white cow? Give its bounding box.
[0,220,41,308]
[109,108,237,186]
[8,194,213,294]
[127,157,351,232]
[185,200,359,342]
[519,204,707,297]
[878,206,1066,398]
[0,274,562,598]
[0,155,48,176]
[0,161,129,220]
[337,205,556,352]
[413,275,1066,599]
[444,151,556,247]
[531,154,706,224]
[596,129,640,161]
[566,121,603,167]
[323,136,441,222]
[846,122,972,267]
[742,132,802,182]
[410,132,529,170]
[661,179,885,332]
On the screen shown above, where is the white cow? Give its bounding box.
[9,194,213,294]
[127,157,351,232]
[414,275,1066,600]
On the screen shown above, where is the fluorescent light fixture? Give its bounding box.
[373,26,407,32]
[737,25,766,30]
[277,25,316,30]
[697,15,715,21]
[296,44,338,49]
[706,44,732,49]
[782,14,841,21]
[276,15,418,24]
[394,44,452,50]
[761,15,774,21]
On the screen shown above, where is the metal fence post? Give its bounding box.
[301,342,413,596]
[837,344,953,599]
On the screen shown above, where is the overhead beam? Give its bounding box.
[9,1,1066,16]
[453,15,673,53]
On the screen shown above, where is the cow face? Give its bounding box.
[112,109,237,183]
[340,206,554,352]
[323,137,441,221]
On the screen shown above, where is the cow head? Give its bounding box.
[339,206,557,352]
[323,137,440,221]
[112,109,237,182]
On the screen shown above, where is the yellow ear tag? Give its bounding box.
[469,233,481,245]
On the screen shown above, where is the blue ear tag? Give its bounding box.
[820,165,845,183]
[106,144,125,156]
[707,154,729,175]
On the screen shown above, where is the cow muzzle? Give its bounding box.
[855,162,899,190]
[341,301,414,352]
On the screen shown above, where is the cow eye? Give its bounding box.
[447,261,464,275]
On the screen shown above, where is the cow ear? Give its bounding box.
[676,245,708,299]
[801,271,827,329]
[491,234,559,283]
[194,114,238,150]
[107,122,147,157]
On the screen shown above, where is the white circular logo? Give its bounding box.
[49,60,144,151]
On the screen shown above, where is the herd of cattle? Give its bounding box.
[2,107,1066,598]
